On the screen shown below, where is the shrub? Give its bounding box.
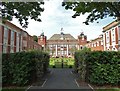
[2,51,49,86]
[74,47,91,81]
[75,50,120,86]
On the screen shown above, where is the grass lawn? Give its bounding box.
[2,87,27,91]
[96,88,120,91]
[49,57,75,68]
[2,89,26,91]
[91,84,120,91]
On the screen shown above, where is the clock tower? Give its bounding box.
[78,32,87,50]
[38,32,47,50]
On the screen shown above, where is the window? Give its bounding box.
[3,27,8,53]
[97,41,99,46]
[3,27,8,45]
[82,36,84,40]
[118,25,120,40]
[106,32,109,43]
[11,31,14,46]
[101,40,103,45]
[113,48,115,50]
[40,38,43,41]
[16,33,19,52]
[91,43,94,47]
[10,31,14,53]
[112,29,115,42]
[94,42,96,47]
[3,45,7,53]
[80,46,82,49]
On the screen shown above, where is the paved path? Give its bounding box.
[27,68,92,90]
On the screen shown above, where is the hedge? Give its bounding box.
[74,48,120,86]
[2,51,49,86]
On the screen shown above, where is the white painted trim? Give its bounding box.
[25,85,33,91]
[88,84,94,91]
[41,79,47,87]
[55,45,57,57]
[70,71,73,75]
[1,23,21,33]
[67,44,68,56]
[103,33,106,51]
[74,79,79,87]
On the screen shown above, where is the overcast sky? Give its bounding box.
[11,0,115,41]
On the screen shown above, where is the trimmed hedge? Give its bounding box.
[74,48,91,81]
[74,48,120,86]
[2,51,49,86]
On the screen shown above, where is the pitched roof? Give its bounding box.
[48,34,76,41]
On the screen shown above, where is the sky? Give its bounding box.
[11,0,115,41]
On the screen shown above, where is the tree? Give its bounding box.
[62,2,120,25]
[33,35,38,42]
[1,2,44,28]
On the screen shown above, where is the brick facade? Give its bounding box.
[85,20,120,51]
[78,32,87,50]
[103,20,120,51]
[85,35,104,51]
[1,19,120,54]
[38,33,47,50]
[0,20,42,53]
[38,32,87,57]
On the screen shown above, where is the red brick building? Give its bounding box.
[103,20,120,51]
[85,20,120,51]
[85,35,104,51]
[1,19,120,54]
[78,32,87,50]
[0,20,42,53]
[38,32,47,50]
[38,30,87,57]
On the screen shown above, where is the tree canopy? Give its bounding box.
[62,2,120,25]
[1,2,44,28]
[1,1,120,28]
[33,35,38,42]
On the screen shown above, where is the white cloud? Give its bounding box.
[11,0,114,41]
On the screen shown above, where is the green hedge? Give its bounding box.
[2,51,49,86]
[74,48,91,80]
[74,48,120,86]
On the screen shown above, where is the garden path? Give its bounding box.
[27,68,92,91]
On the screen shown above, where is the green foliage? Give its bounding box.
[62,2,120,25]
[96,88,120,91]
[74,47,91,81]
[2,88,25,91]
[49,58,75,68]
[75,50,120,86]
[2,51,49,86]
[1,2,44,28]
[32,35,38,42]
